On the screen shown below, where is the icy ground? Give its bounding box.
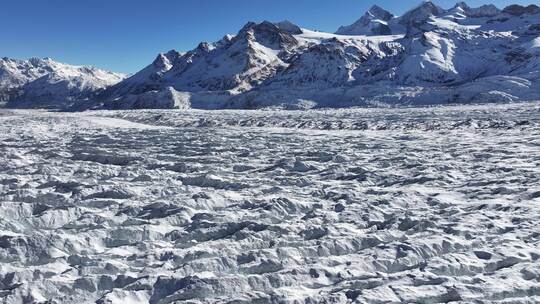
[0,103,539,303]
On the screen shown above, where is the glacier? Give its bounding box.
[1,2,540,304]
[0,102,539,303]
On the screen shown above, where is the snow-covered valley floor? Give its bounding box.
[0,103,539,303]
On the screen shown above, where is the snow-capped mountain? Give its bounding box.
[337,2,501,36]
[4,2,540,110]
[0,57,124,108]
[91,1,540,110]
[98,21,303,109]
[336,5,395,36]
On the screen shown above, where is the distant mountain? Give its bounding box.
[0,57,124,108]
[89,2,540,110]
[336,5,395,36]
[4,2,540,110]
[336,1,502,36]
[97,21,302,109]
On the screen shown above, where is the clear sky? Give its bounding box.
[1,0,534,74]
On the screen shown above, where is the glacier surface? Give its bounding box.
[0,102,539,303]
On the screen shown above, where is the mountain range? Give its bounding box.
[2,1,540,110]
[0,57,124,108]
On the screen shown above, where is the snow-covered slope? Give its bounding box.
[0,57,124,108]
[91,2,540,110]
[99,21,301,109]
[336,5,395,36]
[5,2,540,110]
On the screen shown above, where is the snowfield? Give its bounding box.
[0,103,539,303]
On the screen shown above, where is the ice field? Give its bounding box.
[0,103,539,303]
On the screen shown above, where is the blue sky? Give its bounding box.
[1,0,533,73]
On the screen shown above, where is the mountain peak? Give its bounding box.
[275,20,303,35]
[152,53,172,70]
[409,0,443,14]
[366,5,393,21]
[240,21,277,31]
[411,0,442,15]
[399,0,444,27]
[451,2,500,18]
[502,4,540,16]
[238,20,298,49]
[196,42,213,52]
[336,4,394,35]
[454,2,470,11]
[28,57,46,65]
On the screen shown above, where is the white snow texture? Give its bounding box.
[1,2,540,304]
[0,103,539,303]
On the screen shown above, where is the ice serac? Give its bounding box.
[336,5,394,36]
[0,57,124,108]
